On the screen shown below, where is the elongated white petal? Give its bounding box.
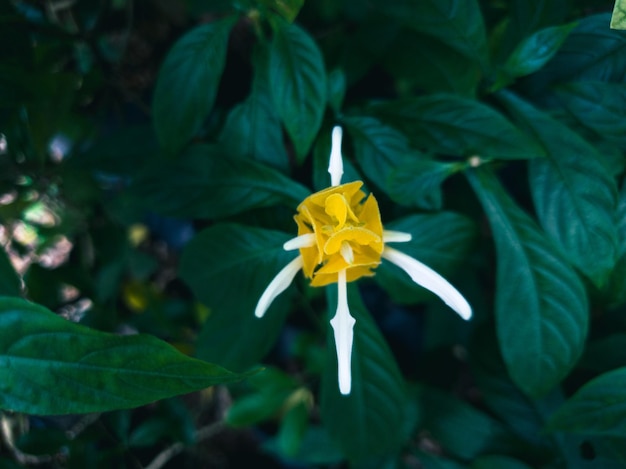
[382,246,472,320]
[255,256,304,318]
[328,126,344,187]
[329,269,355,395]
[283,233,316,251]
[383,230,412,243]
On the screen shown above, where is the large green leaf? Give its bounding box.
[419,386,519,460]
[388,158,465,211]
[320,285,406,461]
[152,17,235,155]
[376,0,487,64]
[342,115,420,193]
[502,23,576,79]
[468,168,588,398]
[269,21,327,161]
[547,367,626,437]
[372,94,545,160]
[527,14,626,95]
[0,248,20,297]
[129,144,309,219]
[179,224,296,370]
[219,47,289,172]
[556,82,626,149]
[0,297,243,415]
[499,91,619,287]
[376,212,476,304]
[383,30,480,96]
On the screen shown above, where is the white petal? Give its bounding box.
[383,230,412,243]
[255,256,303,318]
[330,269,355,395]
[328,126,344,187]
[382,246,472,320]
[283,233,316,251]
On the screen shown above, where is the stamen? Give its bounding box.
[328,126,344,187]
[330,269,355,395]
[340,241,354,264]
[383,230,412,243]
[255,256,304,318]
[283,233,316,251]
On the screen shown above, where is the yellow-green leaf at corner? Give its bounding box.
[0,297,246,415]
[611,0,626,29]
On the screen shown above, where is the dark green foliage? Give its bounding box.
[0,0,624,467]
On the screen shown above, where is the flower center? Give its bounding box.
[293,181,384,287]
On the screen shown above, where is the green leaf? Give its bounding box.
[612,0,626,29]
[219,47,289,172]
[469,328,556,453]
[226,367,297,427]
[467,168,588,398]
[180,224,296,370]
[226,389,291,427]
[420,386,519,460]
[277,401,309,456]
[342,115,419,193]
[0,248,20,297]
[383,31,481,97]
[372,94,545,160]
[327,68,346,113]
[263,425,344,465]
[376,212,476,305]
[555,82,626,150]
[388,158,465,211]
[320,285,406,461]
[269,21,327,161]
[502,23,577,79]
[376,0,488,64]
[527,14,626,95]
[0,297,243,415]
[547,367,626,437]
[152,17,235,155]
[499,91,619,287]
[130,144,309,219]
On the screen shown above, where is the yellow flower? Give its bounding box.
[256,126,472,395]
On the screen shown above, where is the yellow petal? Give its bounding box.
[324,227,382,255]
[325,193,348,229]
[307,181,364,208]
